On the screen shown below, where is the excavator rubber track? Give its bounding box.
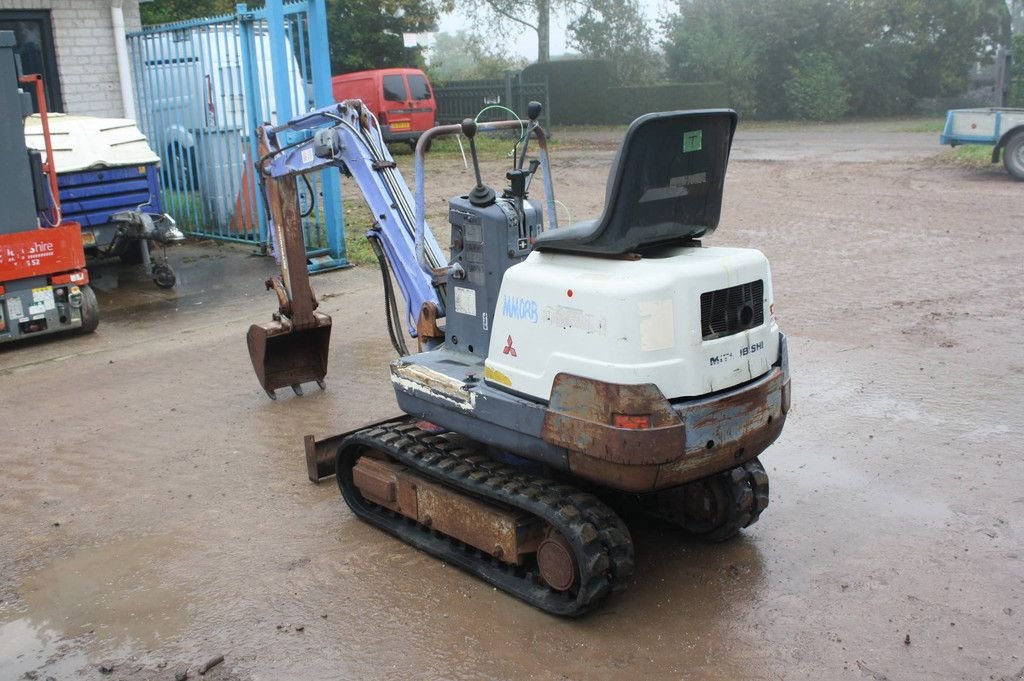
[335,417,635,617]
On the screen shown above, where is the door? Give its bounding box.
[380,72,411,134]
[0,10,62,112]
[405,71,436,131]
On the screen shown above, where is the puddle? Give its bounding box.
[0,534,190,675]
[0,617,93,679]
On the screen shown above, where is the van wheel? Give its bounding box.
[165,144,198,191]
[408,136,431,153]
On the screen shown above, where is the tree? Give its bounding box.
[462,0,573,63]
[783,52,850,120]
[661,1,759,115]
[868,0,1009,98]
[143,0,450,76]
[568,0,658,83]
[662,0,1012,119]
[141,0,239,24]
[326,0,450,74]
[427,31,527,81]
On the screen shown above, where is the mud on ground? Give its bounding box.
[1,126,1022,680]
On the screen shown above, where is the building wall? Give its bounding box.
[0,0,141,118]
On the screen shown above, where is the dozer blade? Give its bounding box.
[247,311,332,399]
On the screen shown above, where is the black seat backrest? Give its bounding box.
[533,109,738,256]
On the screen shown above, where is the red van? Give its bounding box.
[331,68,437,145]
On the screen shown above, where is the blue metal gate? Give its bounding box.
[126,0,347,271]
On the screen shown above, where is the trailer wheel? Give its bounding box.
[1003,130,1024,181]
[152,263,176,289]
[79,285,100,334]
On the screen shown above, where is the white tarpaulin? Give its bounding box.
[24,113,160,173]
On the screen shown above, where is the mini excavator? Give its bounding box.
[247,101,790,616]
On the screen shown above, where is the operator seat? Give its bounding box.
[533,109,738,256]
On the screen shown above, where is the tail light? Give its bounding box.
[612,414,651,429]
[378,111,388,125]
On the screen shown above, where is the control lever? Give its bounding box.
[461,118,495,207]
[506,159,541,199]
[517,101,543,170]
[523,159,541,193]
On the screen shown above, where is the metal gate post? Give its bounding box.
[265,0,294,125]
[306,0,348,271]
[237,3,268,250]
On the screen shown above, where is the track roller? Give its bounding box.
[632,458,770,543]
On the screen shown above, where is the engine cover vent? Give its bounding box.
[700,280,764,340]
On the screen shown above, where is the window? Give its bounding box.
[0,10,63,112]
[382,74,407,102]
[407,74,431,101]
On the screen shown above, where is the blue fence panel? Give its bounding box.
[126,0,346,271]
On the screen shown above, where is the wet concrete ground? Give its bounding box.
[1,126,1022,680]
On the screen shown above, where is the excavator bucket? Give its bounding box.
[246,312,332,399]
[248,127,336,399]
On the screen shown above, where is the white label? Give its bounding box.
[6,297,24,320]
[482,312,488,331]
[32,286,56,311]
[639,300,674,351]
[454,286,477,317]
[301,147,314,164]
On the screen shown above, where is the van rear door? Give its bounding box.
[405,72,436,132]
[380,73,411,134]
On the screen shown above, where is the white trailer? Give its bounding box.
[940,107,1024,180]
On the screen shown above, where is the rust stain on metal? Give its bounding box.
[542,374,686,466]
[304,416,405,483]
[416,302,445,351]
[351,456,541,564]
[546,369,789,493]
[246,128,332,397]
[247,315,332,396]
[536,529,579,592]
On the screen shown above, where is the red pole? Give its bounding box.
[19,74,61,219]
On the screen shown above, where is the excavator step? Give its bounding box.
[335,417,635,617]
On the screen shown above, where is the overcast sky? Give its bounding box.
[431,0,676,60]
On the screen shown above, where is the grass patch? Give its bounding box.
[341,199,380,265]
[945,144,995,168]
[387,130,555,162]
[890,118,946,133]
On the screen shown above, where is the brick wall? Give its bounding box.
[0,0,141,118]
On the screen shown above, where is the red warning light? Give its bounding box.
[613,414,651,429]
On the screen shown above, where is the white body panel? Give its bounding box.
[484,246,778,401]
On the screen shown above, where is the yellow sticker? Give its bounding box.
[483,366,512,387]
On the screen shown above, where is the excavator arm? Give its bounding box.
[257,101,448,339]
[248,99,558,397]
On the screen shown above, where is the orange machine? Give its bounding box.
[0,35,98,343]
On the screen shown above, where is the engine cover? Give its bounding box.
[484,244,779,401]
